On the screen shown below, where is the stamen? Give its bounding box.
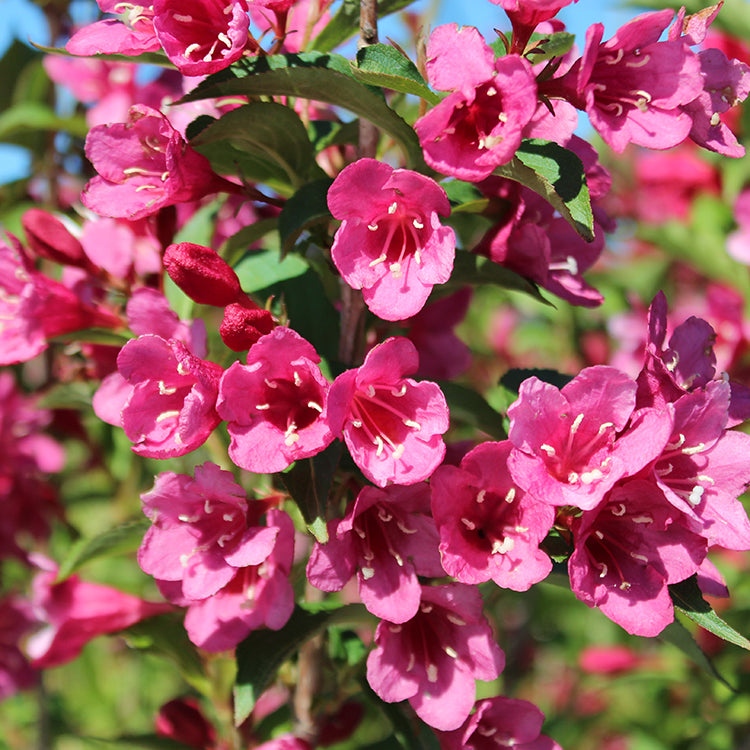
[570,413,584,434]
[611,503,626,516]
[476,490,486,504]
[307,401,323,413]
[412,218,424,229]
[625,52,651,68]
[256,403,271,410]
[158,381,177,395]
[361,566,375,579]
[540,444,556,457]
[184,43,201,58]
[605,48,624,65]
[173,13,193,21]
[461,518,476,530]
[504,488,516,504]
[156,410,179,423]
[388,201,398,214]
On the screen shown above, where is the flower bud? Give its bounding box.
[22,208,90,269]
[220,301,276,351]
[163,242,242,306]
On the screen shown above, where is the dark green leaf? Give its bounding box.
[450,250,550,303]
[234,603,364,725]
[309,118,360,152]
[56,519,150,581]
[352,44,440,104]
[495,139,594,241]
[233,247,309,293]
[50,328,132,346]
[278,178,334,254]
[670,575,750,651]
[281,441,342,542]
[500,368,574,394]
[125,614,211,696]
[312,0,415,52]
[437,381,507,439]
[191,102,326,190]
[258,267,341,364]
[659,620,735,690]
[182,53,427,171]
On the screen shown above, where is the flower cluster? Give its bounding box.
[3,0,750,748]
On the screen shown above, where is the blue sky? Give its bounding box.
[0,0,635,184]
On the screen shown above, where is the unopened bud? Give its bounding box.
[163,242,242,306]
[220,301,275,351]
[22,209,90,269]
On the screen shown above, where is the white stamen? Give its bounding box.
[156,410,179,423]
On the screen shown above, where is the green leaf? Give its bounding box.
[234,603,364,725]
[49,328,132,347]
[495,139,594,241]
[191,102,326,190]
[173,197,224,247]
[669,575,750,651]
[499,368,574,395]
[0,101,89,141]
[281,441,342,542]
[437,381,507,439]
[32,42,172,68]
[352,44,440,104]
[222,217,280,264]
[125,614,212,697]
[278,178,334,254]
[525,31,576,62]
[450,250,550,303]
[0,40,39,113]
[659,620,734,691]
[233,247,309,293]
[312,0,415,52]
[182,53,427,171]
[59,734,188,749]
[56,519,150,581]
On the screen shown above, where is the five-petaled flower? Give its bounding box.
[328,159,455,321]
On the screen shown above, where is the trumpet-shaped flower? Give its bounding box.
[218,327,333,473]
[328,159,455,321]
[328,337,449,487]
[366,583,505,731]
[414,24,537,181]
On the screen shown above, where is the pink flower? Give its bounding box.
[328,337,450,487]
[568,479,705,636]
[438,696,562,750]
[117,334,223,458]
[0,238,122,366]
[26,556,171,669]
[152,0,250,76]
[164,242,243,306]
[139,463,281,600]
[82,105,228,221]
[366,583,505,731]
[66,0,159,57]
[415,25,537,180]
[306,483,443,623]
[649,382,750,551]
[547,10,703,152]
[80,216,162,279]
[727,189,750,263]
[155,698,218,749]
[327,159,455,321]
[218,327,333,473]
[507,367,673,510]
[176,508,296,652]
[430,441,554,591]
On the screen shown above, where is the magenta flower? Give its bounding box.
[438,695,563,750]
[178,508,296,652]
[306,483,444,623]
[66,0,159,57]
[0,238,122,366]
[328,159,455,321]
[430,441,554,591]
[153,0,250,76]
[139,463,281,601]
[218,327,334,473]
[507,366,673,510]
[650,382,750,551]
[82,105,228,221]
[568,479,705,637]
[117,334,223,458]
[328,337,450,487]
[415,25,537,181]
[26,556,171,669]
[366,583,505,731]
[546,10,703,152]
